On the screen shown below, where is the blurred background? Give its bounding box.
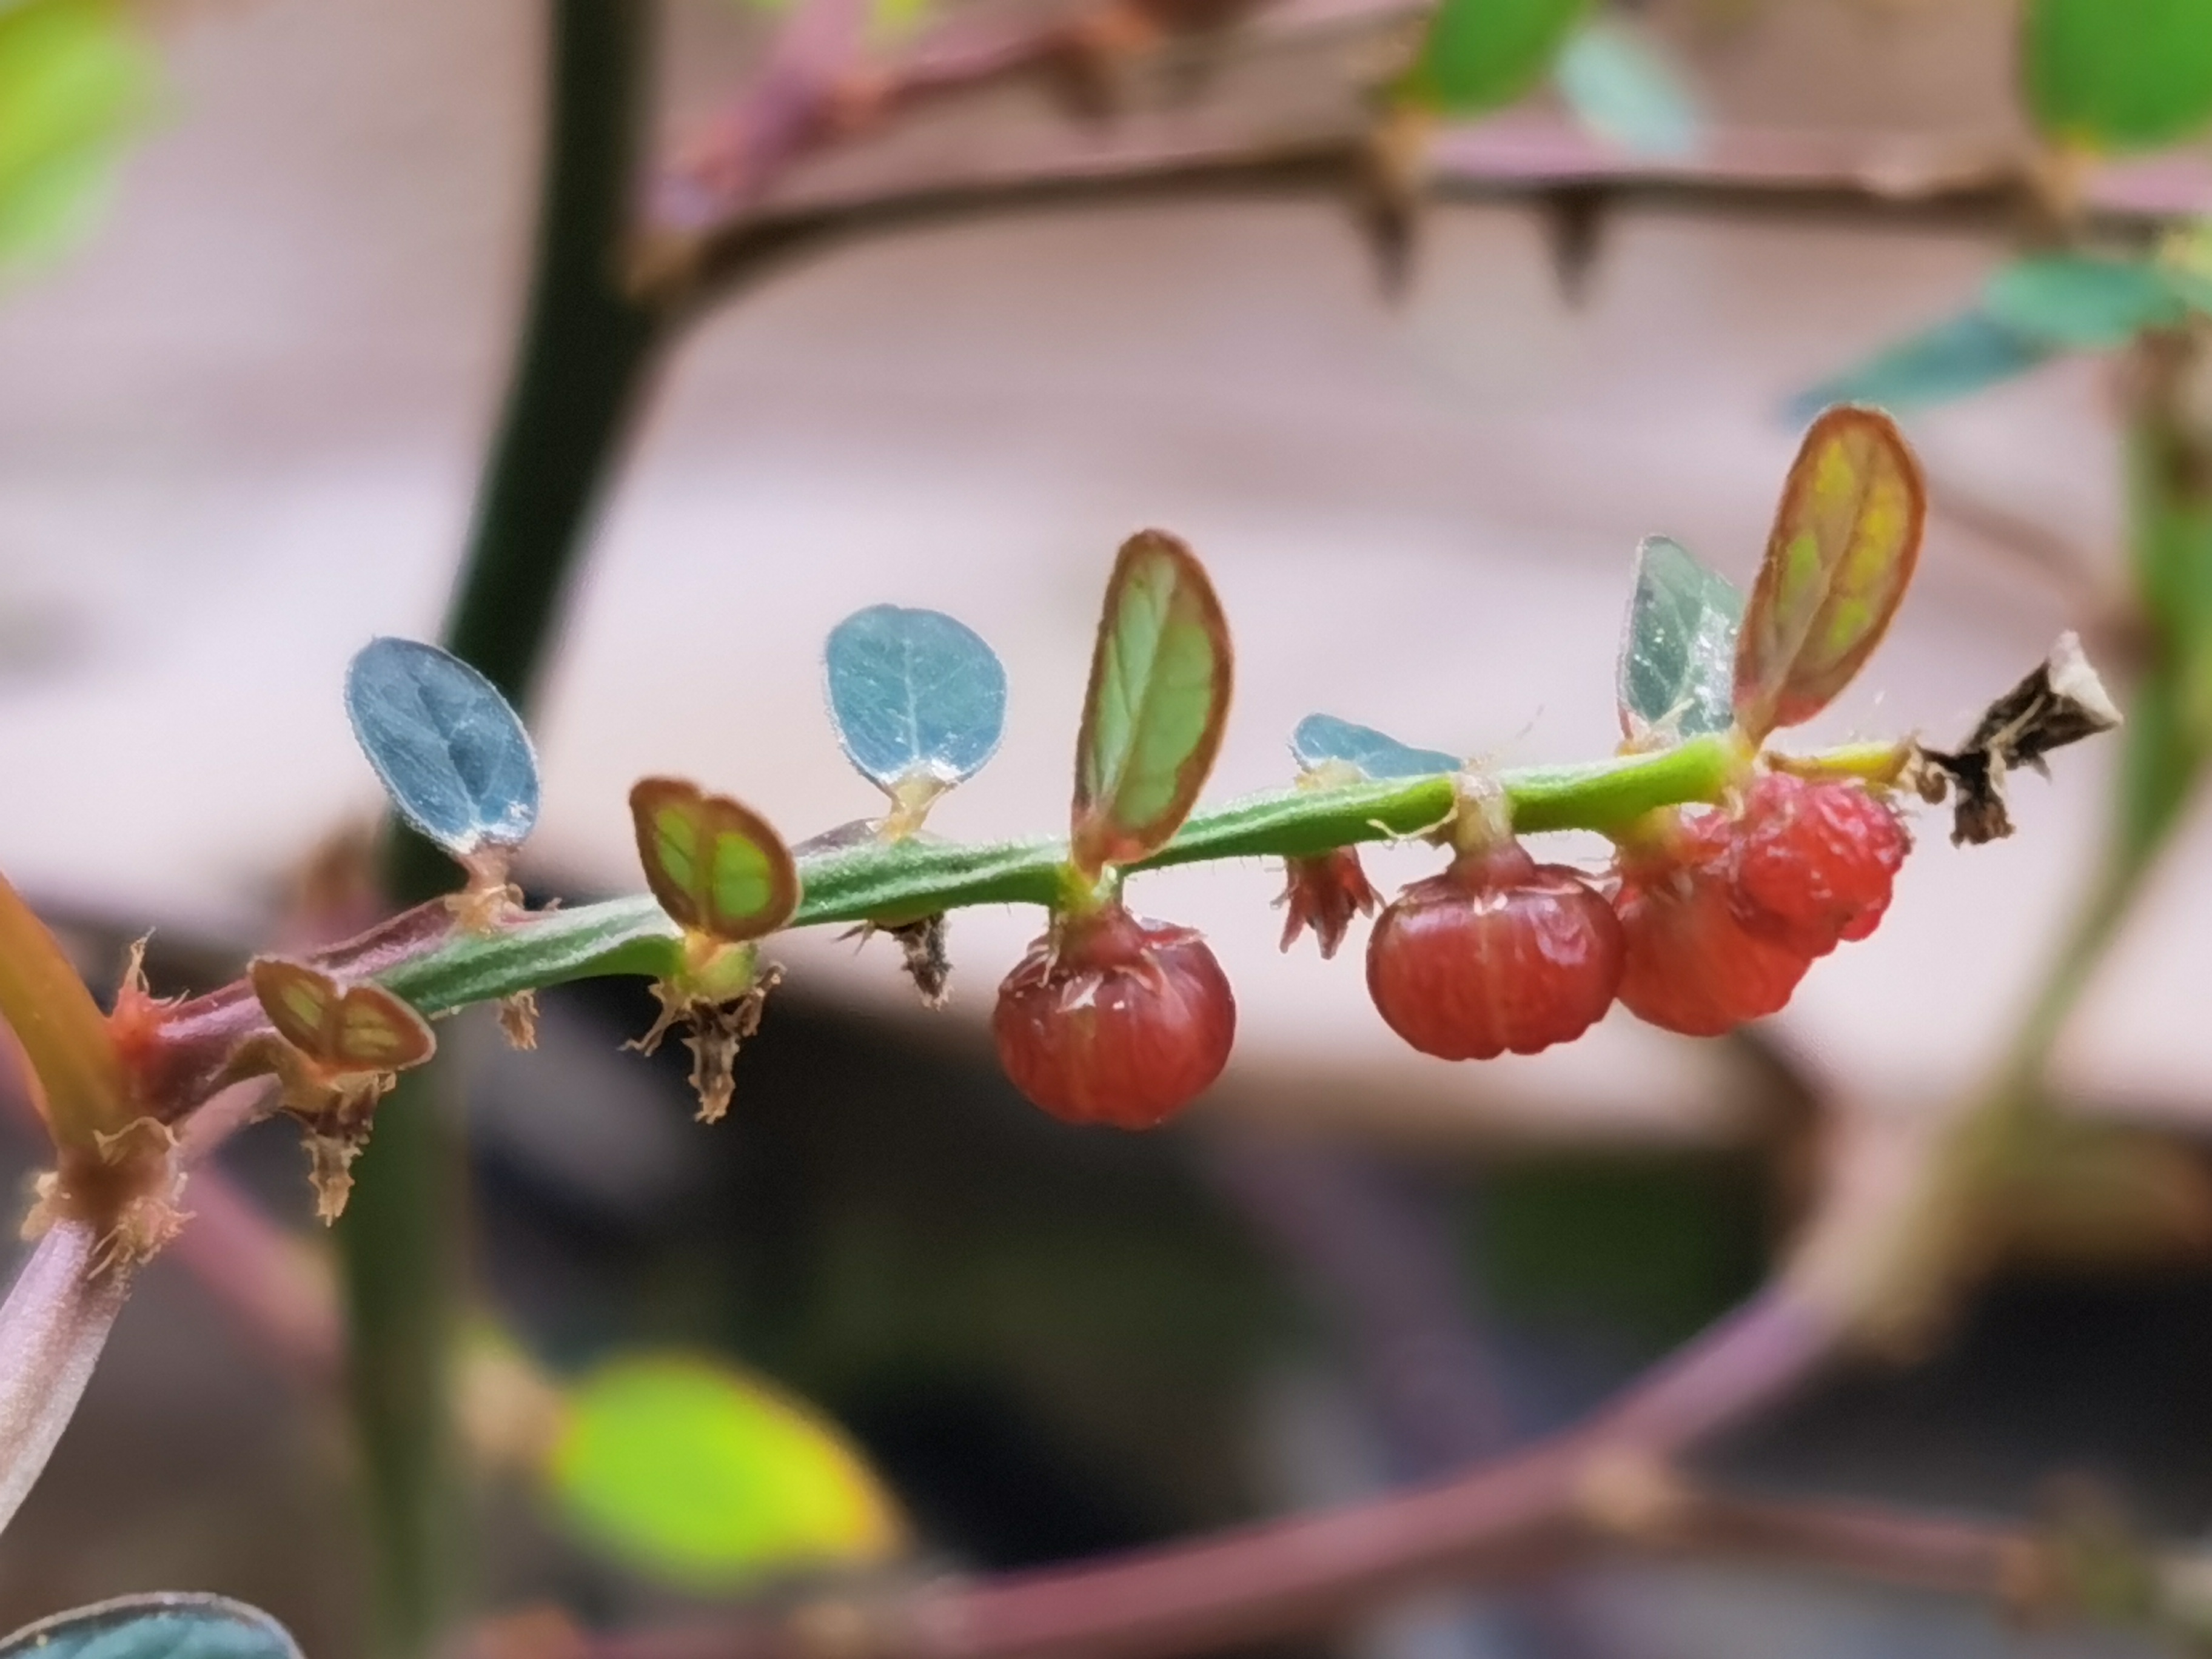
[4,0,2212,1655]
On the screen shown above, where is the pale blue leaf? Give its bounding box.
[344,637,540,855]
[1554,17,1700,159]
[0,1595,303,1659]
[824,605,1007,794]
[1618,535,1742,739]
[1291,714,1460,779]
[1789,310,2054,420]
[1983,253,2184,347]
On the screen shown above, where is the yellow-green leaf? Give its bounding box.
[629,778,800,944]
[2023,0,2212,156]
[1070,531,1233,876]
[547,1354,902,1588]
[247,958,435,1074]
[1733,407,1925,741]
[0,0,159,273]
[0,870,124,1150]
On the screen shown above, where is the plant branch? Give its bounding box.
[0,1222,132,1535]
[349,3,660,1654]
[649,112,2212,311]
[577,1289,1840,1659]
[375,736,1744,1014]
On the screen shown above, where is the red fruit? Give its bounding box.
[1731,773,1909,957]
[1366,843,1624,1061]
[993,905,1236,1128]
[1614,812,1812,1037]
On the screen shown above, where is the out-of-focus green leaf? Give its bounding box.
[2023,0,2212,154]
[1985,254,2185,347]
[1070,531,1232,876]
[1404,0,1592,116]
[0,0,158,273]
[1734,407,1925,740]
[0,1594,303,1659]
[1790,310,2054,420]
[1618,536,1742,740]
[1553,16,1700,158]
[548,1354,902,1589]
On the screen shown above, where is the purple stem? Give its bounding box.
[0,1222,130,1532]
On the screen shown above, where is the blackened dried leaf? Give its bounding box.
[888,914,952,1009]
[1919,632,2121,846]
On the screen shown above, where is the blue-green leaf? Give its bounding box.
[344,638,540,856]
[1554,17,1700,159]
[1291,714,1460,779]
[824,605,1007,798]
[1789,310,2054,420]
[0,1595,303,1659]
[1403,0,1591,116]
[0,0,159,275]
[1618,536,1743,740]
[548,1353,902,1589]
[1985,253,2185,347]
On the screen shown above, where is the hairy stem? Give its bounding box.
[377,737,1740,1014]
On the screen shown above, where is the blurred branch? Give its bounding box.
[650,115,2211,312]
[355,1,661,1653]
[569,1289,1837,1659]
[1202,1132,1515,1471]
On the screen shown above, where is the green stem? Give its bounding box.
[378,737,1737,1014]
[346,3,659,1654]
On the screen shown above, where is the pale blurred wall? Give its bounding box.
[0,0,2189,1135]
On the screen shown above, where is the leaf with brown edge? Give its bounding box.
[248,958,435,1074]
[1733,406,1925,742]
[1070,531,1233,876]
[629,779,800,945]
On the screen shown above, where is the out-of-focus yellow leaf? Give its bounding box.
[546,1353,902,1589]
[0,0,159,274]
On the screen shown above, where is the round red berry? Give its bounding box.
[1614,813,1812,1037]
[1731,773,1909,957]
[1366,843,1624,1061]
[993,905,1236,1128]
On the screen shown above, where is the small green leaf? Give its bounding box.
[824,605,1007,799]
[1404,0,1592,116]
[1618,536,1743,740]
[0,1595,303,1659]
[1070,531,1233,875]
[1734,407,1926,741]
[344,638,541,857]
[1789,310,2054,420]
[548,1354,902,1589]
[1985,254,2185,347]
[1290,714,1460,779]
[1553,17,1700,159]
[2023,0,2212,154]
[629,779,800,944]
[0,0,159,273]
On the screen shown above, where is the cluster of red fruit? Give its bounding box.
[990,771,1907,1130]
